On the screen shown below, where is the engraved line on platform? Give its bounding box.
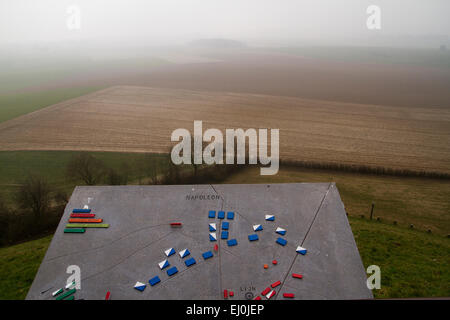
[46,223,176,262]
[79,231,175,282]
[276,183,332,299]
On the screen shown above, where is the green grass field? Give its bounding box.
[223,166,450,236]
[1,217,448,299]
[0,57,106,123]
[0,150,169,205]
[0,86,104,123]
[0,55,172,123]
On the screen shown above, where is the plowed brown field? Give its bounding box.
[0,86,449,173]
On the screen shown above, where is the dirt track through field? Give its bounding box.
[0,86,449,173]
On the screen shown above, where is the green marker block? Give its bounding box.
[66,223,109,228]
[52,288,63,297]
[63,295,75,300]
[64,228,85,233]
[55,288,76,300]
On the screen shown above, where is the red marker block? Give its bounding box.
[292,273,303,279]
[69,218,103,223]
[70,213,95,218]
[214,244,218,251]
[229,291,234,297]
[261,287,271,296]
[272,260,278,265]
[283,293,295,298]
[254,296,261,300]
[224,289,228,299]
[170,222,182,227]
[105,291,111,300]
[266,290,276,299]
[271,281,281,288]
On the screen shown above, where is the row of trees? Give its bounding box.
[66,152,244,186]
[281,159,450,179]
[66,153,130,185]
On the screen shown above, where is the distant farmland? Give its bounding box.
[0,85,449,174]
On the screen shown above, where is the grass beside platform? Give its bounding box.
[0,235,52,300]
[349,217,450,299]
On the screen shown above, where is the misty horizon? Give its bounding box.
[1,0,449,50]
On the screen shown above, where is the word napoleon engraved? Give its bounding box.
[171,121,279,175]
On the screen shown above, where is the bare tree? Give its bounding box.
[140,154,159,185]
[133,157,146,184]
[105,167,128,185]
[0,196,11,245]
[147,161,159,185]
[54,190,69,207]
[165,158,181,184]
[15,175,51,219]
[190,140,209,182]
[120,162,131,184]
[66,153,106,185]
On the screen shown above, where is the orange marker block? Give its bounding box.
[263,264,269,269]
[69,218,103,223]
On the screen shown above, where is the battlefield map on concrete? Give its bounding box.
[26,183,372,300]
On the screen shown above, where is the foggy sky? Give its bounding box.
[1,0,449,47]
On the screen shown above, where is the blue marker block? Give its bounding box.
[149,276,161,286]
[218,211,225,219]
[165,248,176,257]
[248,234,259,241]
[275,227,286,236]
[134,282,146,292]
[208,210,216,218]
[253,224,263,232]
[73,209,91,213]
[167,266,178,276]
[227,211,235,220]
[158,259,170,270]
[222,222,229,230]
[202,251,213,260]
[227,239,238,247]
[221,231,229,239]
[179,249,190,258]
[276,237,287,246]
[185,257,196,267]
